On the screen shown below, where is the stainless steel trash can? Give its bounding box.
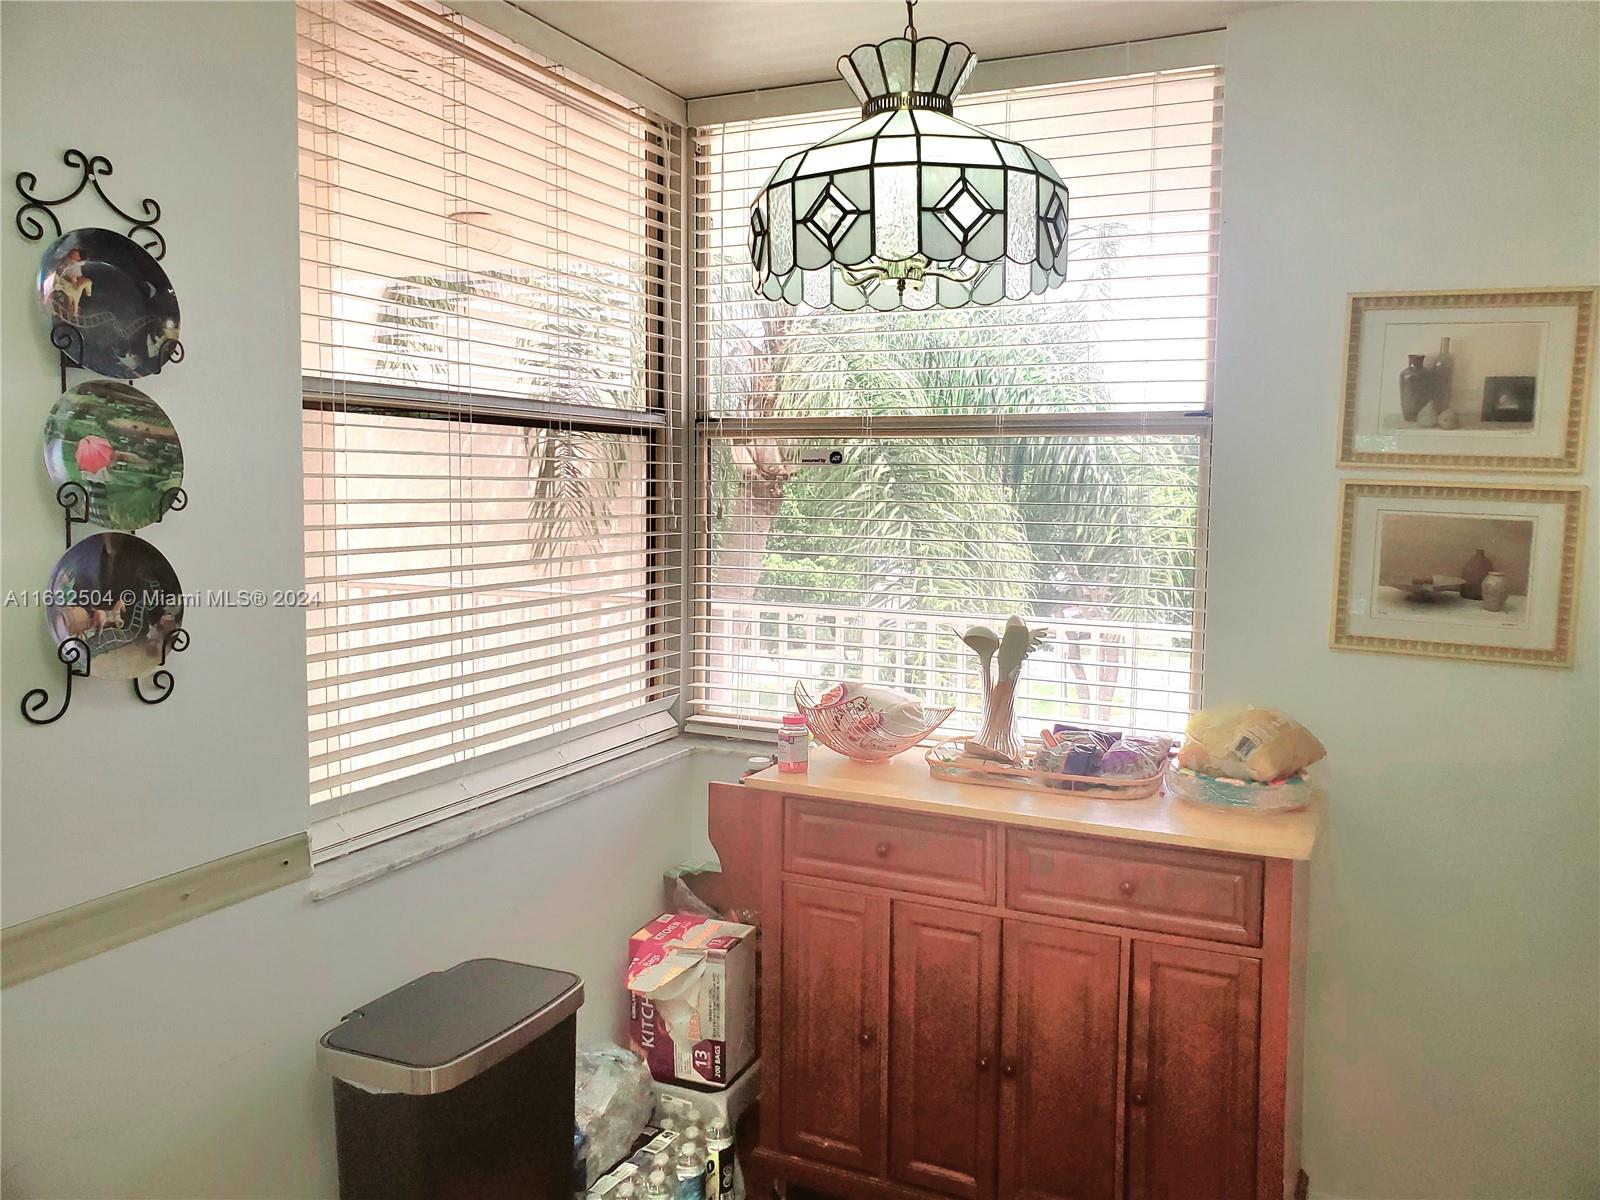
[318,958,583,1200]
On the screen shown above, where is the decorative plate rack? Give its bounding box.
[15,150,192,725]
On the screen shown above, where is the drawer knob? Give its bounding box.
[1002,1061,1016,1078]
[860,1029,874,1046]
[978,1055,991,1072]
[1118,879,1137,896]
[1132,1090,1147,1107]
[875,842,891,858]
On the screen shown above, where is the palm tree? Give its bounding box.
[705,219,1201,726]
[510,260,640,559]
[370,267,641,562]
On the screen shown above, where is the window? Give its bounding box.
[692,68,1221,739]
[298,0,682,848]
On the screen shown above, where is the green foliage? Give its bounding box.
[761,439,1036,611]
[705,222,1200,628]
[523,427,631,560]
[371,265,642,557]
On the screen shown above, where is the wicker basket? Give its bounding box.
[926,739,1166,800]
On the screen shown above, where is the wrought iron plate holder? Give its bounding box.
[15,151,192,725]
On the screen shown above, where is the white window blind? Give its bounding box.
[693,67,1220,740]
[298,0,682,827]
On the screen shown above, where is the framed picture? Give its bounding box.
[1331,481,1586,667]
[1337,287,1595,472]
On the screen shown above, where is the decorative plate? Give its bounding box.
[37,227,180,378]
[45,532,184,680]
[43,381,183,531]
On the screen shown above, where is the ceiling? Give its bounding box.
[516,0,1271,99]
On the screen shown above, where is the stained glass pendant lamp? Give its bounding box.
[749,0,1071,311]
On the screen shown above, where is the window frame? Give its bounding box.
[301,381,680,852]
[299,17,1226,854]
[686,417,1213,742]
[298,0,687,858]
[684,57,1222,741]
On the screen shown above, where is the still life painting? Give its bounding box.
[1338,287,1594,472]
[1331,481,1584,666]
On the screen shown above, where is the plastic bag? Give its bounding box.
[663,862,760,927]
[664,861,722,920]
[1167,764,1323,814]
[1033,727,1170,784]
[814,681,938,738]
[1178,705,1326,783]
[1099,735,1174,778]
[575,1043,654,1180]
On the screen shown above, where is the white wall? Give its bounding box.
[0,753,707,1199]
[0,0,308,924]
[0,5,710,1197]
[1210,5,1599,1198]
[3,3,1597,1199]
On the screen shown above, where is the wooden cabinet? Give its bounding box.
[779,881,889,1175]
[787,797,997,904]
[1007,829,1264,947]
[1127,943,1262,1200]
[889,903,1000,1198]
[998,921,1121,1200]
[709,780,1310,1200]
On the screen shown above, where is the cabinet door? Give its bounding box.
[997,921,1121,1200]
[1127,942,1260,1200]
[780,881,889,1175]
[889,902,1001,1198]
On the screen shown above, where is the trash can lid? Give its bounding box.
[318,958,583,1095]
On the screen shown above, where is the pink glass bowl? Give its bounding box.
[793,681,955,763]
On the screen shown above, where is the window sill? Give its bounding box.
[308,734,770,901]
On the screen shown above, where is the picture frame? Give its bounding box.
[1336,287,1596,473]
[1331,481,1585,667]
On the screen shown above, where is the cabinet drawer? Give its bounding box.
[783,798,996,904]
[1006,830,1263,946]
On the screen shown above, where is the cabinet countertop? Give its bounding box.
[744,747,1320,861]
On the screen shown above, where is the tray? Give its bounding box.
[926,739,1166,800]
[1165,766,1321,814]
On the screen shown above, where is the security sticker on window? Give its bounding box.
[796,448,846,467]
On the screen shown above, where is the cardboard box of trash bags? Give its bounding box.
[626,913,756,1089]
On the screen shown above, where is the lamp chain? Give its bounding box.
[904,0,917,39]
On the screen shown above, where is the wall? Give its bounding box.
[3,3,1597,1199]
[1210,5,1599,1198]
[0,5,707,1197]
[0,752,706,1199]
[0,0,308,924]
